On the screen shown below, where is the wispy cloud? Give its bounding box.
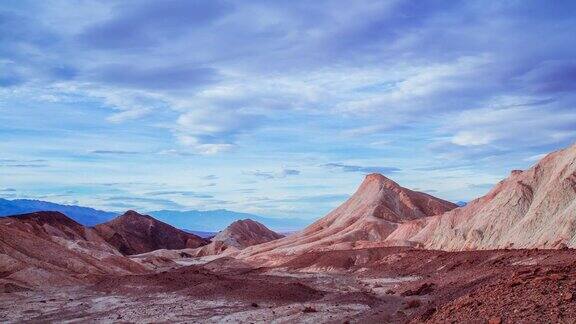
[1,0,575,215]
[244,168,301,180]
[323,163,401,175]
[105,196,185,210]
[145,191,213,199]
[274,194,350,204]
[0,159,48,168]
[467,183,495,190]
[89,150,143,155]
[2,163,48,168]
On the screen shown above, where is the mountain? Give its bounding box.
[386,143,576,250]
[238,173,458,263]
[0,198,310,231]
[192,219,284,257]
[0,211,146,288]
[0,198,116,226]
[184,230,217,238]
[94,210,208,255]
[149,209,311,232]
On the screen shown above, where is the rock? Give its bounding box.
[549,274,566,281]
[303,306,318,313]
[404,299,421,309]
[420,307,437,320]
[387,143,576,251]
[401,283,435,296]
[488,316,502,324]
[0,211,147,287]
[190,219,284,257]
[94,210,207,255]
[1,283,31,293]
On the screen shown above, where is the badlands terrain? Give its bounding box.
[1,143,576,323]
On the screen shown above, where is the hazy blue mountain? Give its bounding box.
[456,201,468,207]
[0,198,27,216]
[150,209,311,232]
[0,198,116,226]
[184,230,217,238]
[0,198,311,231]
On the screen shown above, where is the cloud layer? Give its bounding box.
[1,0,576,217]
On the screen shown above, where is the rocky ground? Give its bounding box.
[1,247,576,323]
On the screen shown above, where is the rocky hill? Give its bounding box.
[94,210,208,255]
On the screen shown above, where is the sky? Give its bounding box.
[1,0,576,219]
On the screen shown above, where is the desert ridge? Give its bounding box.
[385,142,576,250]
[238,142,576,265]
[237,173,458,265]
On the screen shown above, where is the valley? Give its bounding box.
[1,143,576,323]
[2,248,576,323]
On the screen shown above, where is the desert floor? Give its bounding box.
[2,247,576,323]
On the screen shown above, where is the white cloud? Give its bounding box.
[244,167,301,180]
[337,55,495,116]
[176,135,234,155]
[445,104,576,148]
[451,131,496,146]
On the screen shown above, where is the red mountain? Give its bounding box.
[192,219,284,257]
[94,210,208,255]
[0,211,146,288]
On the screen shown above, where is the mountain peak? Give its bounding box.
[191,218,284,257]
[359,173,405,194]
[228,218,258,227]
[122,210,144,217]
[238,173,458,261]
[215,218,284,244]
[9,211,84,229]
[95,211,207,255]
[116,210,156,223]
[363,173,400,186]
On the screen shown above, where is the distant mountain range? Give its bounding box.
[184,230,217,238]
[0,198,116,226]
[149,210,311,232]
[0,198,312,231]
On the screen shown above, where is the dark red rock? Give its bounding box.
[94,210,208,255]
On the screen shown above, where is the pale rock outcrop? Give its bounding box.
[238,174,457,264]
[386,143,576,250]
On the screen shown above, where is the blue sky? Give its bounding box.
[1,0,576,219]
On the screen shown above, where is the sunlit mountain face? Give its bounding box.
[2,1,576,221]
